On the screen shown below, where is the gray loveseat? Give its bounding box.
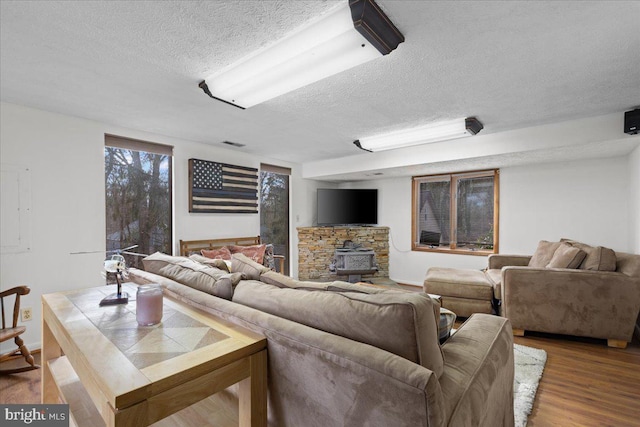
[129,252,515,427]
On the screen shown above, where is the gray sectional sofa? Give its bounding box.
[128,252,515,427]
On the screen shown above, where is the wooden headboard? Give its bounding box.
[179,236,261,256]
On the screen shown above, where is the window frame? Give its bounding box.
[104,134,174,260]
[411,169,499,256]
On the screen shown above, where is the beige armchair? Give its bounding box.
[491,248,640,348]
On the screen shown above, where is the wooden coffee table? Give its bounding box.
[42,284,267,427]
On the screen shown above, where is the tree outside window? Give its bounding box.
[105,137,172,268]
[259,165,290,275]
[412,170,498,255]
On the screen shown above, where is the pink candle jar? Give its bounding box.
[136,284,163,326]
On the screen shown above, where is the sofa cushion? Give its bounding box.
[231,253,270,280]
[484,268,502,299]
[229,244,267,264]
[560,239,617,271]
[259,271,380,293]
[158,260,243,300]
[528,240,562,268]
[189,254,231,272]
[259,270,327,289]
[424,267,494,300]
[201,246,232,260]
[142,252,197,274]
[546,243,587,269]
[232,281,445,378]
[261,271,442,340]
[578,245,617,271]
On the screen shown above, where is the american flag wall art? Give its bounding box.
[189,159,258,213]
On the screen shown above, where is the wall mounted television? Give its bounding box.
[317,188,378,226]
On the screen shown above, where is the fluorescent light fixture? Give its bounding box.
[199,0,403,109]
[354,118,484,152]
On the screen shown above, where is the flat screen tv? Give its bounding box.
[317,188,378,226]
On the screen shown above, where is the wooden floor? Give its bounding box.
[513,331,640,427]
[2,334,640,426]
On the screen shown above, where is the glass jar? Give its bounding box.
[136,284,163,326]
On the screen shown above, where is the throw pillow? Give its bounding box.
[560,239,617,271]
[188,254,230,272]
[263,244,276,270]
[201,246,232,260]
[158,261,243,300]
[231,253,270,280]
[546,243,587,269]
[142,252,198,275]
[528,240,562,268]
[229,244,267,265]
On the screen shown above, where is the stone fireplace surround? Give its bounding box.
[297,226,389,281]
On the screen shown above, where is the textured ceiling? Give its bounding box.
[1,1,639,169]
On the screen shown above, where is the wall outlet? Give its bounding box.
[21,307,33,322]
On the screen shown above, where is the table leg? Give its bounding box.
[41,313,62,403]
[238,350,267,427]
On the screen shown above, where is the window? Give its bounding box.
[412,169,499,255]
[259,164,291,274]
[105,135,173,268]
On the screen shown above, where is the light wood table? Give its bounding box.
[42,284,267,427]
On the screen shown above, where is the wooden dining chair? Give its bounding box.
[0,285,39,374]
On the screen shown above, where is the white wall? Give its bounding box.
[500,158,629,254]
[0,102,316,350]
[347,156,631,286]
[629,144,640,253]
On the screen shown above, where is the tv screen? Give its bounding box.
[317,189,378,226]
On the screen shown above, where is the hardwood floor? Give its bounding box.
[2,335,639,426]
[513,331,640,427]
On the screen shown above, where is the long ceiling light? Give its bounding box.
[354,118,484,152]
[199,0,404,109]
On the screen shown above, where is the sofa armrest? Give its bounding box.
[502,267,640,341]
[440,314,514,427]
[488,254,531,270]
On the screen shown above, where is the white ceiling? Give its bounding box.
[1,1,639,171]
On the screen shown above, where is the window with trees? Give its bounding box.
[412,169,499,255]
[105,135,173,268]
[259,164,290,275]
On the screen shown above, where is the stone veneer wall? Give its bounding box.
[297,226,389,281]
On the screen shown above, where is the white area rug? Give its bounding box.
[449,330,547,426]
[513,343,547,427]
